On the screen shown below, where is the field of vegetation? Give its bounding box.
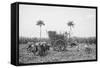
[19,37,96,64]
[18,17,96,64]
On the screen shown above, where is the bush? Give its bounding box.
[85,47,93,54]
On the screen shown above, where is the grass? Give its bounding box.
[19,43,96,64]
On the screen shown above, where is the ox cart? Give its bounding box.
[48,31,67,51]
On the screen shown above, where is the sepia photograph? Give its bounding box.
[18,3,97,64]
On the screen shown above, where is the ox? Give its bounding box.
[27,42,50,56]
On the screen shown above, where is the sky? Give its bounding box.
[19,4,96,38]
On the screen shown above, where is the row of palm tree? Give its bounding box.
[36,20,74,42]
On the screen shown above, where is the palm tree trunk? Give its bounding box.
[69,26,72,43]
[40,26,41,42]
[69,26,71,39]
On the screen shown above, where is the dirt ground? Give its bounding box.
[19,44,96,64]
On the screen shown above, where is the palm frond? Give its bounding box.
[36,20,45,26]
[67,21,74,27]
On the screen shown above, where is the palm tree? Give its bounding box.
[36,20,45,42]
[67,21,74,39]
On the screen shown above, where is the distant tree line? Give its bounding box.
[73,37,96,44]
[19,37,38,44]
[19,37,50,44]
[19,36,96,45]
